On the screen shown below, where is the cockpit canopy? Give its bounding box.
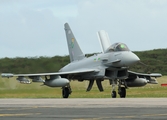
[105,43,130,53]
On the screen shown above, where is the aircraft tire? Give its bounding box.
[120,87,126,98]
[62,87,70,98]
[112,91,117,98]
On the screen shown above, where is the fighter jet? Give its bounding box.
[1,23,162,98]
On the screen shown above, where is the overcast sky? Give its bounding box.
[0,0,167,58]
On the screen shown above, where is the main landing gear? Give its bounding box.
[111,79,126,98]
[61,79,127,98]
[62,85,72,98]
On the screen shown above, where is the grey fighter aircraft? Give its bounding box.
[1,23,162,98]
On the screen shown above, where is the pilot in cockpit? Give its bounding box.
[105,43,130,53]
[114,43,129,51]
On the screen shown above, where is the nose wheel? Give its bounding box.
[112,91,117,98]
[110,79,127,98]
[118,87,126,98]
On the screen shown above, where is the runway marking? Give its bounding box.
[114,113,167,119]
[0,113,31,117]
[63,113,167,120]
[143,113,167,117]
[73,117,110,120]
[0,107,37,110]
[0,113,41,117]
[115,116,135,119]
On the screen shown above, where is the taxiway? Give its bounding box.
[0,98,167,120]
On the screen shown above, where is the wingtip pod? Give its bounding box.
[150,73,162,77]
[1,73,14,78]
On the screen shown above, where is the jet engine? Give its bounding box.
[44,76,69,87]
[16,77,31,84]
[125,77,147,87]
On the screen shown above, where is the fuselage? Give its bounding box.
[59,43,140,80]
[60,51,140,72]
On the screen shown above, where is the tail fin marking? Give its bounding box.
[64,23,85,62]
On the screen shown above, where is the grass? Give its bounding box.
[0,76,167,98]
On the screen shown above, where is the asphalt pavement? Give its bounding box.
[0,98,167,120]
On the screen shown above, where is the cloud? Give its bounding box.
[72,0,167,52]
[0,0,167,58]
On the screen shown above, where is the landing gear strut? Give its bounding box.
[118,80,126,98]
[110,79,117,98]
[110,79,127,98]
[62,85,72,98]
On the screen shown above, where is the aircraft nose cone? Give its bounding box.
[123,52,140,66]
[131,52,140,63]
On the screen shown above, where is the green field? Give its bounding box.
[0,76,167,98]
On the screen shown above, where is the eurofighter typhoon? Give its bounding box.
[1,23,162,98]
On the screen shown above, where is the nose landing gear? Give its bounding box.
[110,79,127,98]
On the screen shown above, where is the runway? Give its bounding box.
[0,98,167,120]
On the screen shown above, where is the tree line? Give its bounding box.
[0,49,167,75]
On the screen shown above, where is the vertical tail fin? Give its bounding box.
[97,30,111,53]
[64,23,85,62]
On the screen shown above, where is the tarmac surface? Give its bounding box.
[0,98,167,120]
